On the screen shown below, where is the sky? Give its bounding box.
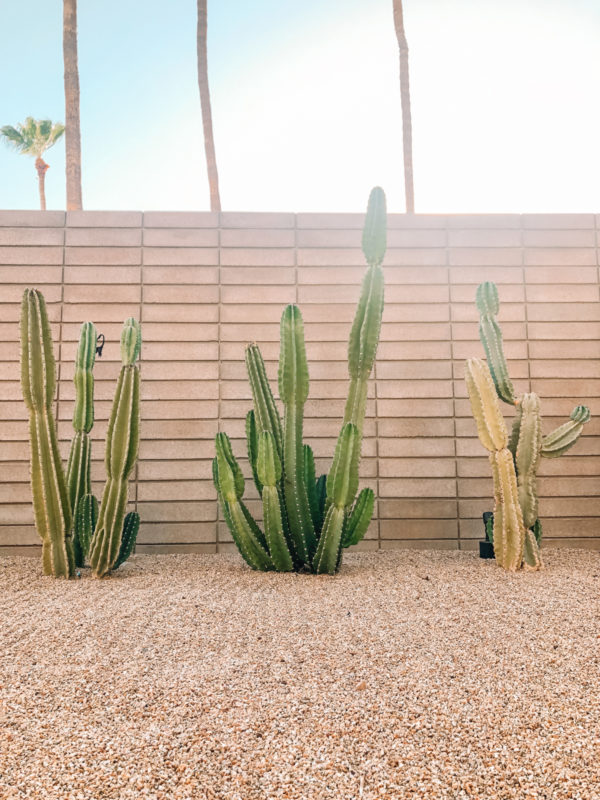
[0,0,599,213]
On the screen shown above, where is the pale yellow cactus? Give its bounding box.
[465,358,534,572]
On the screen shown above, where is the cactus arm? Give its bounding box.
[66,431,91,526]
[491,449,527,571]
[278,305,316,563]
[343,187,385,456]
[541,405,591,458]
[342,487,375,548]
[21,289,73,578]
[257,431,293,571]
[314,423,359,573]
[523,526,543,570]
[72,322,97,434]
[66,322,97,519]
[315,474,327,533]
[228,500,273,571]
[514,393,542,529]
[89,320,141,578]
[344,263,384,440]
[213,434,272,569]
[113,511,140,569]
[361,186,387,267]
[30,413,74,577]
[73,493,98,568]
[313,505,345,575]
[507,405,522,458]
[212,458,258,570]
[475,282,516,405]
[246,344,283,459]
[465,358,508,452]
[303,444,321,531]
[245,410,263,496]
[261,486,293,571]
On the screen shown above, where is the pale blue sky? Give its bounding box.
[1,0,599,212]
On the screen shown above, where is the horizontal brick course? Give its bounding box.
[0,211,598,555]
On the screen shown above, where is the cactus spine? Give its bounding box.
[213,187,386,573]
[20,289,74,577]
[89,319,141,578]
[466,282,591,571]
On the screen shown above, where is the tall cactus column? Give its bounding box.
[66,322,97,567]
[344,187,386,439]
[89,319,141,578]
[278,305,316,565]
[20,289,74,578]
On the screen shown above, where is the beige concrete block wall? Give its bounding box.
[0,210,598,556]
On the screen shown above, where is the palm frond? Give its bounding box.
[0,117,65,157]
[0,125,27,152]
[49,123,65,147]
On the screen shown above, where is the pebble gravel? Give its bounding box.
[1,549,599,799]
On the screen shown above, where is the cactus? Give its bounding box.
[20,292,141,577]
[89,318,141,578]
[213,187,386,573]
[20,289,74,577]
[66,322,98,567]
[466,282,591,571]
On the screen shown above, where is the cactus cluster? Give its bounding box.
[20,289,141,578]
[465,282,591,571]
[213,187,386,573]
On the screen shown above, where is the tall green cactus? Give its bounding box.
[20,289,74,578]
[466,282,591,571]
[89,319,141,578]
[213,187,386,573]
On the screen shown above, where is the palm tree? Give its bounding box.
[63,0,83,209]
[392,0,414,213]
[197,0,221,211]
[0,118,65,210]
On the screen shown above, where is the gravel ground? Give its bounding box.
[1,549,599,800]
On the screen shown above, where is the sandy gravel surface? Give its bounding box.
[1,549,599,800]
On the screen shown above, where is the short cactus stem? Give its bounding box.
[20,289,74,578]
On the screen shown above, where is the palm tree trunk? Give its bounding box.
[393,0,414,213]
[197,0,221,212]
[35,158,49,211]
[63,0,83,210]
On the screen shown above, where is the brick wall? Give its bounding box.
[1,210,598,556]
